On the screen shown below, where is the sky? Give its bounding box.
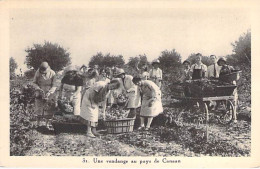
[10,8,251,73]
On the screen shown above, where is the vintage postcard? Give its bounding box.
[0,0,260,168]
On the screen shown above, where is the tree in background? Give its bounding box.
[226,30,251,113]
[25,41,71,72]
[158,49,182,70]
[156,49,183,97]
[186,53,212,66]
[10,57,18,80]
[227,30,251,66]
[124,54,149,76]
[88,52,125,68]
[127,54,149,69]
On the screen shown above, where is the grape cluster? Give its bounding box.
[105,100,130,121]
[116,94,128,106]
[57,99,74,114]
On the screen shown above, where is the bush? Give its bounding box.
[10,80,36,155]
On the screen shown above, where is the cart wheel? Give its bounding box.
[219,100,234,125]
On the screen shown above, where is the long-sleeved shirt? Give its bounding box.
[33,68,56,93]
[207,63,222,78]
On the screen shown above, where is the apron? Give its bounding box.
[192,65,204,80]
[80,82,108,125]
[62,84,81,115]
[122,78,141,109]
[35,73,56,117]
[140,81,163,117]
[80,88,99,124]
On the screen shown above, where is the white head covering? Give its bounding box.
[152,59,160,64]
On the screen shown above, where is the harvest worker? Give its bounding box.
[80,64,88,74]
[181,60,191,82]
[97,68,111,118]
[98,68,111,84]
[149,59,162,88]
[218,57,236,78]
[135,60,149,80]
[218,57,238,123]
[114,68,141,118]
[190,53,207,80]
[33,62,57,127]
[132,77,163,130]
[58,66,83,116]
[207,55,221,79]
[80,80,121,137]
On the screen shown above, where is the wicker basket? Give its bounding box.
[219,70,241,82]
[104,118,135,134]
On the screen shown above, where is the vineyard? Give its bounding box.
[9,66,251,156]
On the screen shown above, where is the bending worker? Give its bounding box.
[33,62,57,127]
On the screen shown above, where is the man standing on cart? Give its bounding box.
[207,55,221,79]
[190,53,207,80]
[218,57,239,123]
[33,62,57,127]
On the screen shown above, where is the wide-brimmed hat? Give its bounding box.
[217,57,227,65]
[39,62,49,73]
[113,68,125,77]
[63,65,79,75]
[152,59,160,65]
[183,60,190,65]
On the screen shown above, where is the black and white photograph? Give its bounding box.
[1,0,260,168]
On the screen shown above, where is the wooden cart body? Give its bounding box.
[172,85,237,142]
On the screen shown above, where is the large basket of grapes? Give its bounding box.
[104,118,135,134]
[219,70,241,83]
[104,104,134,134]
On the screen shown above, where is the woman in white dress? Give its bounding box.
[114,68,141,118]
[149,59,162,88]
[132,77,163,130]
[80,80,120,137]
[58,66,83,116]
